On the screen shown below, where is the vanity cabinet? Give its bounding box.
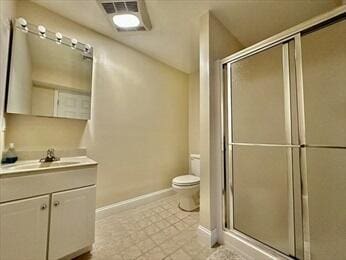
[0,159,97,260]
[0,195,50,260]
[49,186,96,260]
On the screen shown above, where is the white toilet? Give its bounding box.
[172,154,200,211]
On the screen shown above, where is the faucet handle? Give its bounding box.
[47,148,55,157]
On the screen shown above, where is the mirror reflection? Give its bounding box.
[6,24,93,120]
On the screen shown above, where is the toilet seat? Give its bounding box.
[173,175,200,186]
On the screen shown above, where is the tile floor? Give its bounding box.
[75,194,219,260]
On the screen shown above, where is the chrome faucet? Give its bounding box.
[40,148,60,163]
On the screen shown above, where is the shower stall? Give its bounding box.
[221,8,345,260]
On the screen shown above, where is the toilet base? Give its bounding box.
[172,184,199,212]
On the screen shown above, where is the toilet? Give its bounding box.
[172,154,200,211]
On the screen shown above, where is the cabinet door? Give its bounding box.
[0,195,49,260]
[48,185,96,260]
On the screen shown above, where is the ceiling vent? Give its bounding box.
[97,0,152,32]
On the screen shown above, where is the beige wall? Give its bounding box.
[4,1,189,208]
[188,71,200,156]
[199,12,243,233]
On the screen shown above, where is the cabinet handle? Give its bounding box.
[53,201,60,207]
[41,203,47,210]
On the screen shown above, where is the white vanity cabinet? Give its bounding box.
[49,186,96,260]
[0,158,97,260]
[0,195,50,260]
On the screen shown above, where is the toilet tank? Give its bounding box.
[190,154,200,176]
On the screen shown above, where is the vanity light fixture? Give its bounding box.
[71,38,78,49]
[38,25,46,39]
[14,18,93,56]
[18,17,28,33]
[55,32,62,44]
[112,13,140,28]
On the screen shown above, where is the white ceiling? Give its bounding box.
[32,0,341,73]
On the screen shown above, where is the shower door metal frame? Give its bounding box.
[222,38,302,259]
[220,6,345,260]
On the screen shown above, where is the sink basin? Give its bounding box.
[2,161,80,171]
[0,156,97,175]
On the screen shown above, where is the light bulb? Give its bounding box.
[38,25,46,39]
[112,14,140,28]
[84,44,91,53]
[71,38,78,49]
[56,32,62,44]
[18,17,28,33]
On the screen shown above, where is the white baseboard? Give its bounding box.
[197,225,218,247]
[96,188,175,220]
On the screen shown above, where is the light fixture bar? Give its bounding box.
[14,17,93,57]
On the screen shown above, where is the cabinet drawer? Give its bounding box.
[0,166,97,202]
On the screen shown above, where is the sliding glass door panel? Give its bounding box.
[301,19,346,146]
[231,45,290,145]
[305,148,346,260]
[232,145,293,255]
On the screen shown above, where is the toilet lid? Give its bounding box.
[173,175,200,186]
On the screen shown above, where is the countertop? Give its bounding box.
[0,156,98,176]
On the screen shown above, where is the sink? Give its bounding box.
[1,161,80,171]
[0,156,97,175]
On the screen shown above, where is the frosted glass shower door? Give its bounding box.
[301,18,346,260]
[228,43,300,257]
[232,146,295,254]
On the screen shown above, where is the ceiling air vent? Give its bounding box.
[101,2,115,14]
[97,0,152,32]
[114,2,127,12]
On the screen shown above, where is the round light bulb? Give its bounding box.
[112,14,140,28]
[84,44,91,53]
[71,38,78,49]
[18,17,28,32]
[56,32,62,44]
[38,25,46,38]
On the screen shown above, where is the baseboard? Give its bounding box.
[197,225,218,247]
[96,188,175,220]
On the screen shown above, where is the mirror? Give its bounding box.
[6,19,93,120]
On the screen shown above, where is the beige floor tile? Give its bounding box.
[74,194,224,260]
[143,223,161,236]
[137,238,156,253]
[144,246,166,260]
[166,214,180,225]
[151,230,169,244]
[156,219,171,230]
[120,245,141,260]
[162,225,180,238]
[160,239,181,254]
[129,230,148,243]
[174,220,190,231]
[170,249,193,260]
